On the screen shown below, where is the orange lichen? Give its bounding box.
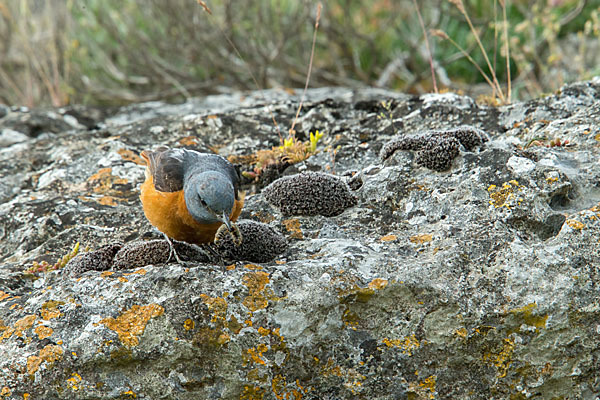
[271,374,307,400]
[244,264,264,270]
[1,326,13,342]
[368,278,388,290]
[380,234,397,242]
[40,301,62,320]
[342,309,359,330]
[455,327,468,338]
[121,390,137,398]
[320,359,365,394]
[97,195,118,206]
[243,342,270,368]
[34,325,53,339]
[99,304,164,347]
[40,344,63,363]
[240,384,265,400]
[217,333,230,345]
[87,168,128,194]
[124,269,147,276]
[409,234,433,244]
[200,294,228,323]
[0,291,9,302]
[9,315,37,339]
[26,344,63,375]
[258,327,270,336]
[26,356,42,375]
[565,219,585,230]
[178,136,200,146]
[282,219,303,239]
[117,148,145,165]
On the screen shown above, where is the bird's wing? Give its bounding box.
[141,146,185,193]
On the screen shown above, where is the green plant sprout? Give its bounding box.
[25,242,83,275]
[377,100,397,134]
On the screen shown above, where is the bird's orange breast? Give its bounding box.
[140,174,244,244]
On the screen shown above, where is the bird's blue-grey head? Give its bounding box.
[184,170,235,227]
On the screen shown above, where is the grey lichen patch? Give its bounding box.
[214,220,287,263]
[381,125,488,171]
[263,172,358,217]
[63,242,123,275]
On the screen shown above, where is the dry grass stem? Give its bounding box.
[289,2,322,136]
[412,0,438,93]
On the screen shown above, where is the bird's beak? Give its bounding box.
[221,211,233,231]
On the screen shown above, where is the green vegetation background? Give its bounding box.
[0,0,599,107]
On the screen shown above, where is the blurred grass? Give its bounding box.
[0,0,599,107]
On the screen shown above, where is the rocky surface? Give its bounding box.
[1,82,600,399]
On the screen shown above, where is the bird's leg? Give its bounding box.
[162,233,184,264]
[200,243,224,265]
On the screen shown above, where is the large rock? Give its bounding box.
[1,83,600,399]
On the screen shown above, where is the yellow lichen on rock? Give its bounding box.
[483,337,515,378]
[367,278,388,290]
[99,304,164,347]
[508,302,548,331]
[408,375,437,400]
[380,334,421,356]
[183,319,195,331]
[240,384,265,400]
[243,271,273,312]
[488,180,522,209]
[66,372,82,391]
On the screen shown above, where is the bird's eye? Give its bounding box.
[198,196,208,208]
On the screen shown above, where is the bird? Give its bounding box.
[139,146,244,261]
